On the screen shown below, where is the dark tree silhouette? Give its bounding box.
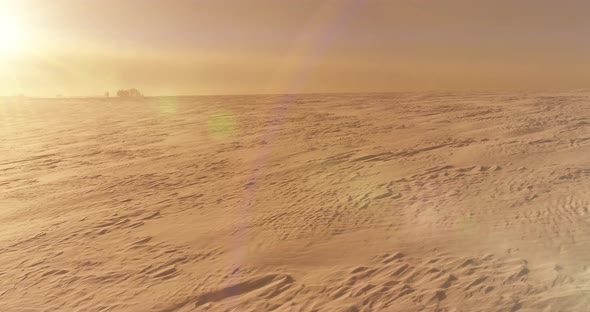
[116,88,143,98]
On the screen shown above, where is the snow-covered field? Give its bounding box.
[1,92,589,311]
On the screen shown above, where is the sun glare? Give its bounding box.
[0,11,30,56]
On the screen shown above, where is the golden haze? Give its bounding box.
[1,0,590,96]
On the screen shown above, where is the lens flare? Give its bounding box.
[152,97,178,116]
[207,111,237,139]
[456,214,480,240]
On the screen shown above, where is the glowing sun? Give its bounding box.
[0,11,30,56]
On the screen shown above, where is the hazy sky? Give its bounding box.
[1,0,590,96]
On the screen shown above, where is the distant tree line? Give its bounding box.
[116,88,143,98]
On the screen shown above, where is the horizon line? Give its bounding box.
[3,88,590,100]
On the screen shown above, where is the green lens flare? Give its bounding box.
[153,97,178,115]
[207,111,237,139]
[456,214,480,240]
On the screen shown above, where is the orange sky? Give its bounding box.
[1,0,590,96]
